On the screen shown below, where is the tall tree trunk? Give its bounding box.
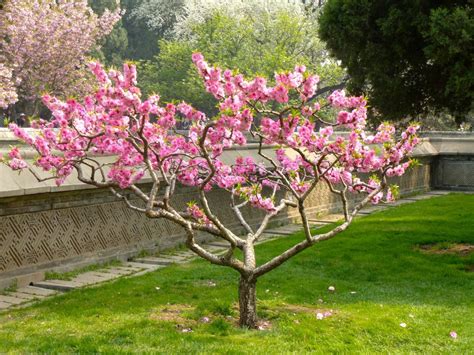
[238,275,257,328]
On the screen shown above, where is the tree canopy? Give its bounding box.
[319,0,473,124]
[0,0,121,114]
[139,5,344,116]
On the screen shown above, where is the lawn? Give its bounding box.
[0,194,473,353]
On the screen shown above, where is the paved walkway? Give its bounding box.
[0,190,459,311]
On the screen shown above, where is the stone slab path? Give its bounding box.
[0,190,457,311]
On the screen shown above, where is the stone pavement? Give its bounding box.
[0,190,455,311]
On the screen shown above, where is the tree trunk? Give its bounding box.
[238,276,257,328]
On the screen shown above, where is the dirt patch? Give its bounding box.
[279,304,334,315]
[465,264,474,273]
[280,304,320,314]
[149,304,194,323]
[418,243,474,256]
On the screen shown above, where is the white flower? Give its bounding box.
[328,286,335,292]
[316,312,324,320]
[400,322,407,328]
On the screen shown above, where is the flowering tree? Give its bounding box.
[2,54,419,328]
[0,0,121,113]
[0,63,18,109]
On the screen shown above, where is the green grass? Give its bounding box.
[0,194,473,353]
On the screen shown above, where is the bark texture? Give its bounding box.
[238,276,257,328]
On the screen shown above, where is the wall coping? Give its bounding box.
[0,129,472,198]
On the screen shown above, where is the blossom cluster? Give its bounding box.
[0,0,122,107]
[4,53,419,215]
[0,63,18,108]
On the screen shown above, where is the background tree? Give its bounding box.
[89,0,129,67]
[319,0,473,125]
[139,2,344,116]
[3,55,419,328]
[0,63,17,109]
[0,0,121,115]
[130,0,184,39]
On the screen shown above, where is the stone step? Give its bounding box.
[199,246,226,254]
[0,295,26,305]
[0,301,12,309]
[426,190,451,195]
[173,250,195,256]
[164,253,193,260]
[88,272,121,280]
[5,292,40,301]
[312,214,345,223]
[101,268,134,276]
[207,241,230,247]
[133,257,180,266]
[357,206,388,215]
[124,262,162,270]
[114,265,143,272]
[33,280,84,292]
[260,232,277,239]
[159,254,190,261]
[385,199,416,207]
[265,229,294,236]
[257,232,282,240]
[70,276,103,285]
[309,222,330,228]
[278,225,303,232]
[404,194,435,201]
[272,227,302,234]
[356,210,373,215]
[17,286,58,297]
[72,272,119,285]
[308,219,331,225]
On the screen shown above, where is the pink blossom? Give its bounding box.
[1,0,121,106]
[3,54,419,238]
[8,158,27,170]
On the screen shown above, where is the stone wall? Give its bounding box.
[0,130,472,288]
[0,186,267,284]
[432,156,474,190]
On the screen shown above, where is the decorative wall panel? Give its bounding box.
[0,163,430,279]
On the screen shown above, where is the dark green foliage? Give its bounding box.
[88,0,129,67]
[319,1,473,123]
[89,0,161,64]
[120,0,160,60]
